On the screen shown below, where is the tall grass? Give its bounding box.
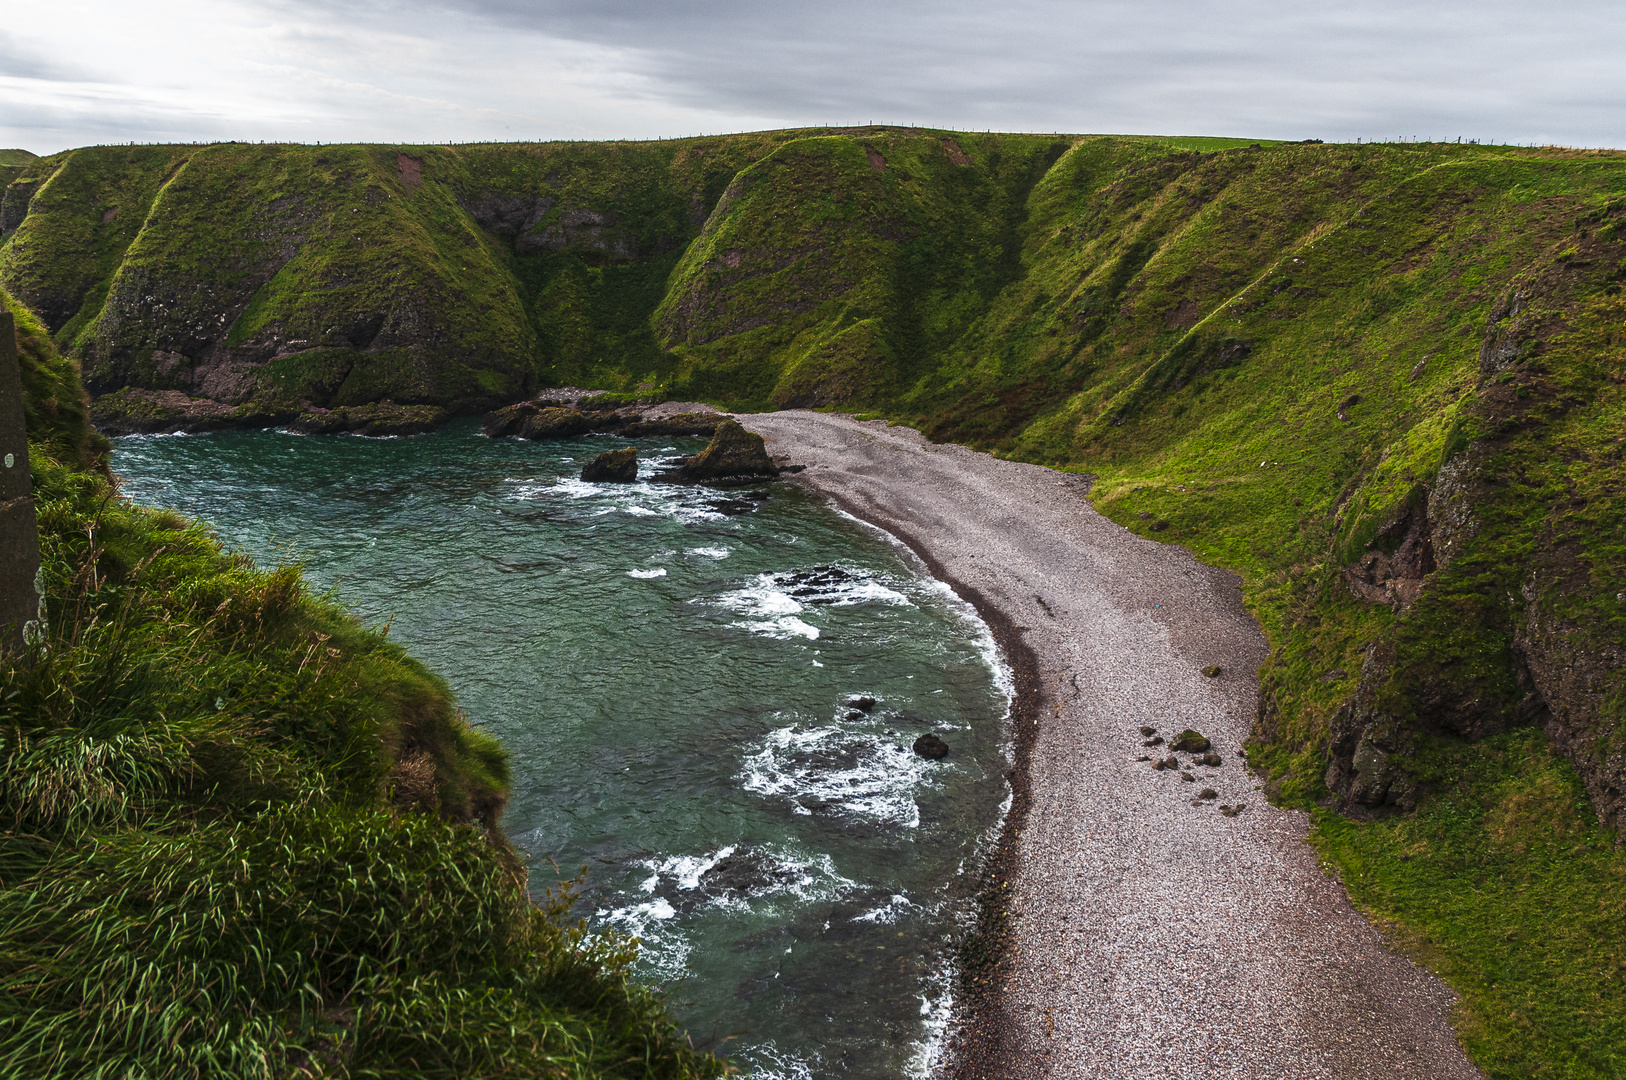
[1,301,725,1077]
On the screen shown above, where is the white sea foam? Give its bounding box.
[687,546,731,559]
[627,568,667,578]
[633,844,857,911]
[739,724,933,828]
[595,897,689,983]
[640,846,736,893]
[741,1042,816,1080]
[853,893,915,924]
[622,504,658,517]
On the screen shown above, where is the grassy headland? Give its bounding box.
[4,129,1625,1076]
[0,289,725,1078]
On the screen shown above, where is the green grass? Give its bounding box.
[1313,730,1626,1078]
[1,288,726,1078]
[6,132,1626,1076]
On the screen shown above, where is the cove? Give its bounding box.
[113,419,1012,1079]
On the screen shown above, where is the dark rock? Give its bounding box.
[619,412,720,437]
[844,710,865,721]
[1149,521,1170,532]
[1201,752,1223,767]
[483,402,593,439]
[1139,726,1157,736]
[1136,755,1152,762]
[1220,803,1247,817]
[1170,729,1211,753]
[1138,511,1151,520]
[672,418,778,482]
[1199,788,1218,800]
[581,446,638,482]
[1201,664,1222,678]
[1180,771,1195,782]
[288,401,446,437]
[913,734,949,760]
[1163,756,1179,769]
[847,695,877,712]
[1152,759,1168,771]
[1143,737,1164,747]
[705,497,763,516]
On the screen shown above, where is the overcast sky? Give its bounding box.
[2,0,1622,154]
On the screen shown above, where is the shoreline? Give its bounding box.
[741,410,1485,1080]
[812,491,1045,1073]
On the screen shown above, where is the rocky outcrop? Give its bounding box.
[88,387,443,436]
[287,402,446,437]
[1515,534,1626,836]
[482,393,723,441]
[664,419,778,482]
[581,446,638,482]
[481,403,594,440]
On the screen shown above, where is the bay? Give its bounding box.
[113,419,1010,1078]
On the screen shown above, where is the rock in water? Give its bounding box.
[581,446,638,482]
[1171,729,1211,753]
[913,733,950,760]
[681,419,778,480]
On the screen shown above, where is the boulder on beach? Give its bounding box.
[1171,729,1211,753]
[581,446,638,482]
[913,733,949,760]
[678,419,778,481]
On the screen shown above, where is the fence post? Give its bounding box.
[0,309,42,658]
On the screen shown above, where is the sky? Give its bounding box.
[2,0,1623,154]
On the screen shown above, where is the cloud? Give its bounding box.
[0,0,1621,152]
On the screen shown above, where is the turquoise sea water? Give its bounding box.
[113,420,1010,1078]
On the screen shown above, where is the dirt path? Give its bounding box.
[739,411,1483,1080]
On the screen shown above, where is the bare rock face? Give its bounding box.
[677,419,777,481]
[1515,536,1626,837]
[581,446,638,482]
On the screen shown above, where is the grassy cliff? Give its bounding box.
[0,289,725,1078]
[6,130,1626,1076]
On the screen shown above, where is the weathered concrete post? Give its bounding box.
[0,309,42,658]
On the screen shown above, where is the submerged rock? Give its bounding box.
[913,733,950,760]
[581,446,638,482]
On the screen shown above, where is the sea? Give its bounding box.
[113,418,1012,1079]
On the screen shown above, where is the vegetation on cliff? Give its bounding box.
[0,290,724,1078]
[5,128,1626,1076]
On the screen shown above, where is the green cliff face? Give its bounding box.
[5,130,1625,1074]
[3,132,1621,839]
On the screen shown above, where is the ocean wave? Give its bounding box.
[627,567,667,578]
[739,724,935,828]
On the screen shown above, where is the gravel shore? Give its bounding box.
[739,411,1484,1080]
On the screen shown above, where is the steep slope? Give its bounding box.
[0,287,724,1079]
[5,131,1625,1074]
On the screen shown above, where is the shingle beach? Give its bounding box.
[741,410,1484,1080]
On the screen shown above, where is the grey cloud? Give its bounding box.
[0,31,94,82]
[328,0,1626,144]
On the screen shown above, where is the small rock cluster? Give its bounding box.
[1141,724,1243,814]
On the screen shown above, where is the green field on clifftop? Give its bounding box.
[5,129,1626,1077]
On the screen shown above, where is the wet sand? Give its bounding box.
[739,410,1483,1080]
